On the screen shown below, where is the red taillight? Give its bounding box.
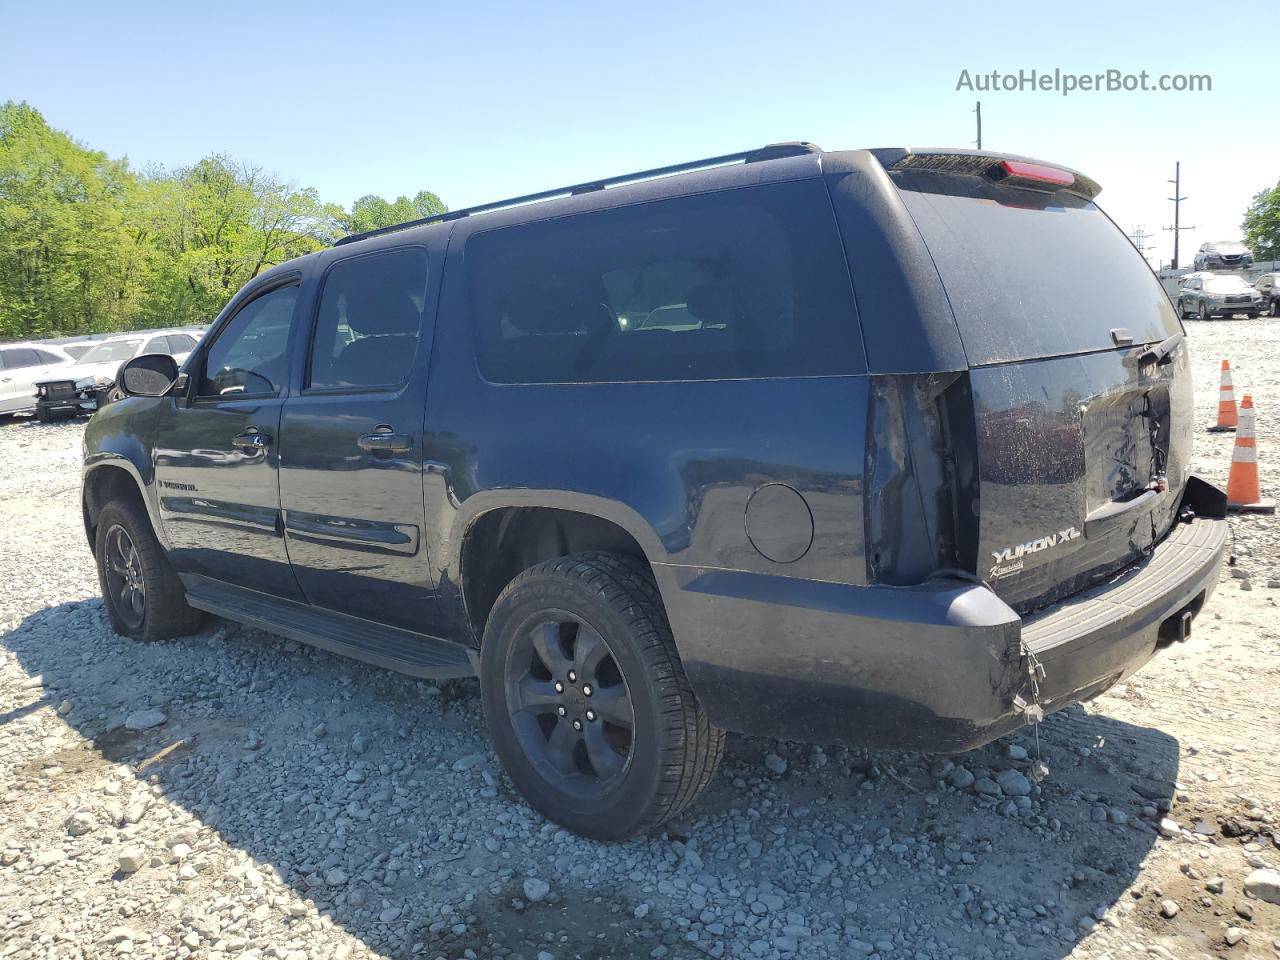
[998,159,1074,187]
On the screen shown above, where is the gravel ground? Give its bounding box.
[2,319,1280,960]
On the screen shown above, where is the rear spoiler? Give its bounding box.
[870,147,1102,201]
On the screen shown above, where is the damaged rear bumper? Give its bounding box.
[658,509,1228,753]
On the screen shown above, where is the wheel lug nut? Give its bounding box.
[557,705,567,716]
[572,719,583,731]
[567,670,577,683]
[585,710,596,722]
[582,684,593,696]
[554,681,564,693]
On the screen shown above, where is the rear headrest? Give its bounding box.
[343,286,421,336]
[506,281,612,337]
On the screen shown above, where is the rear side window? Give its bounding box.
[33,349,63,364]
[308,247,428,390]
[468,180,861,383]
[2,348,40,370]
[894,172,1180,365]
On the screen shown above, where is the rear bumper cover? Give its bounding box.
[658,511,1228,752]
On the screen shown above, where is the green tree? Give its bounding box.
[139,156,343,327]
[347,189,447,234]
[0,100,447,339]
[1243,179,1280,263]
[0,101,146,337]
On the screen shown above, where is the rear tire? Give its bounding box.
[480,552,725,840]
[95,498,203,642]
[1271,300,1280,318]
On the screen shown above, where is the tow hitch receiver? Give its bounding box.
[1158,606,1196,647]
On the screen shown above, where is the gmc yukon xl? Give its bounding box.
[81,143,1229,839]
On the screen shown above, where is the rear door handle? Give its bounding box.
[357,428,412,454]
[232,429,271,453]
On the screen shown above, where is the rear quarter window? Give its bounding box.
[894,172,1180,365]
[467,179,863,383]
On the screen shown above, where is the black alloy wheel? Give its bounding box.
[102,523,146,629]
[505,616,634,792]
[94,497,203,642]
[480,552,724,840]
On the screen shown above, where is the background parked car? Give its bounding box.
[1192,240,1254,271]
[33,330,200,420]
[1177,273,1264,319]
[1255,272,1280,318]
[0,344,75,417]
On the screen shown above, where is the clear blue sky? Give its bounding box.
[4,0,1275,267]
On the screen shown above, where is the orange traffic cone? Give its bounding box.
[1209,360,1238,432]
[1226,395,1275,513]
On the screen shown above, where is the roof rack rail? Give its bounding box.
[332,141,821,247]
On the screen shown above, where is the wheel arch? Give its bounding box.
[82,458,165,556]
[451,492,669,647]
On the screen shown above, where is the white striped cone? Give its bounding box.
[1227,395,1273,512]
[1211,360,1238,431]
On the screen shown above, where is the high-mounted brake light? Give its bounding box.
[996,159,1074,187]
[880,150,1102,199]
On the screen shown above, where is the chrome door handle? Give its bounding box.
[231,429,271,453]
[357,427,411,454]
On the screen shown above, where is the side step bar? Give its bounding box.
[183,577,476,679]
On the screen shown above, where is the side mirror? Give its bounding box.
[118,353,180,398]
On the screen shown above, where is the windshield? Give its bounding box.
[81,339,142,363]
[894,171,1180,365]
[1205,276,1252,292]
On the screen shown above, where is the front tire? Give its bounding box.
[95,498,203,642]
[1199,302,1211,322]
[480,552,724,840]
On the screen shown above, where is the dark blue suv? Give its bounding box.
[82,143,1229,839]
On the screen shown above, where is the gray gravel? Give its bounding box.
[2,320,1280,959]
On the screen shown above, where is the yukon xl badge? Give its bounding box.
[989,526,1082,579]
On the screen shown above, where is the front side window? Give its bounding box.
[468,180,860,384]
[33,349,64,364]
[198,285,298,398]
[308,247,428,390]
[144,336,170,354]
[168,334,198,353]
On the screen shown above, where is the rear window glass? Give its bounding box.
[468,180,861,383]
[894,172,1180,365]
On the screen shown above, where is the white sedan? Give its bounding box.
[0,344,77,417]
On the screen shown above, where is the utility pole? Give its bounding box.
[1164,162,1195,269]
[974,101,982,150]
[1129,226,1153,263]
